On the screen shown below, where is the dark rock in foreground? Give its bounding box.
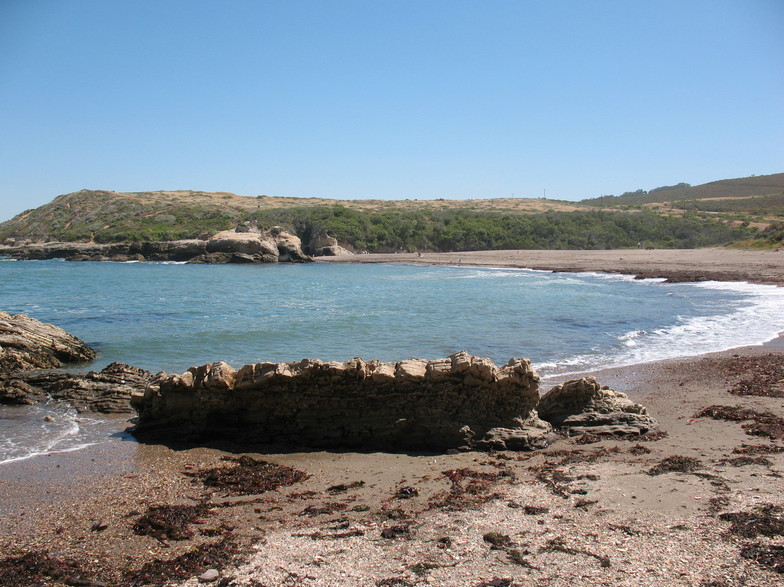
[0,312,96,373]
[132,352,553,452]
[538,376,659,436]
[4,362,153,413]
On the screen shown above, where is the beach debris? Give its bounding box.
[538,377,659,437]
[380,523,411,539]
[123,537,241,586]
[0,551,104,587]
[540,536,611,568]
[326,480,365,493]
[718,504,784,538]
[718,455,773,467]
[733,443,784,455]
[187,456,307,495]
[695,405,784,440]
[198,568,220,582]
[474,577,515,587]
[647,455,702,476]
[740,543,784,574]
[723,354,784,398]
[483,531,514,549]
[394,486,419,499]
[133,503,212,542]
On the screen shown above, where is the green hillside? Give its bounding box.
[582,173,784,207]
[2,173,782,252]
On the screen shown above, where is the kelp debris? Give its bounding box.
[0,551,101,587]
[724,354,784,398]
[123,538,241,586]
[647,455,702,476]
[718,505,784,538]
[133,503,212,542]
[733,444,784,455]
[540,536,611,568]
[483,531,513,549]
[740,543,784,573]
[187,456,307,495]
[695,405,784,440]
[718,455,773,467]
[326,481,365,493]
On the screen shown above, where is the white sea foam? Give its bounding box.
[537,280,784,377]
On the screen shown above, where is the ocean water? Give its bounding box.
[2,258,784,463]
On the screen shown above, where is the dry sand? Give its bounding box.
[1,249,784,586]
[318,247,784,285]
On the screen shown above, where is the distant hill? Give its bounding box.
[0,189,586,243]
[582,173,784,207]
[1,173,780,251]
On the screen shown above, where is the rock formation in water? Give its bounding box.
[2,362,152,413]
[131,351,553,451]
[538,377,659,436]
[0,226,311,264]
[0,312,96,372]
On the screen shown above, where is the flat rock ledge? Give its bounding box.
[131,352,554,452]
[539,376,659,436]
[0,311,96,372]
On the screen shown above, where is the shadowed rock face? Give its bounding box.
[131,352,552,452]
[0,312,96,373]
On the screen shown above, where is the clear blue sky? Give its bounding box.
[1,0,782,221]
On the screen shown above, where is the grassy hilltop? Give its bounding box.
[1,173,783,252]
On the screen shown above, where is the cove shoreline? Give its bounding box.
[317,247,784,285]
[2,249,784,585]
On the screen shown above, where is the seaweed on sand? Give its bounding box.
[695,405,784,440]
[133,503,212,542]
[647,455,702,476]
[123,537,242,586]
[187,456,307,495]
[724,354,784,398]
[740,543,784,574]
[0,551,102,587]
[718,504,784,538]
[427,468,506,510]
[540,536,611,568]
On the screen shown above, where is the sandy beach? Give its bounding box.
[1,249,783,586]
[318,248,784,285]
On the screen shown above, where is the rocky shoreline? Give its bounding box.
[0,225,313,264]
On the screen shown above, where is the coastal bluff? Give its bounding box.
[131,352,554,451]
[0,225,311,264]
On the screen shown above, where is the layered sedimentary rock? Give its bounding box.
[0,312,96,373]
[0,226,311,264]
[538,377,659,436]
[131,352,552,451]
[1,362,152,413]
[308,233,353,256]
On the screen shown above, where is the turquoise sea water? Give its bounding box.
[2,259,784,462]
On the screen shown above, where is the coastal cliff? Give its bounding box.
[0,225,312,264]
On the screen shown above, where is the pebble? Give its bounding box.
[198,569,220,583]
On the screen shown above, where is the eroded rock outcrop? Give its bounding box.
[538,377,659,436]
[1,226,312,264]
[2,362,152,413]
[131,351,552,451]
[308,233,353,256]
[0,312,96,372]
